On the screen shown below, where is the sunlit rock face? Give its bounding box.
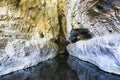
[0,0,67,76]
[0,39,58,76]
[0,0,67,40]
[67,34,120,75]
[0,0,58,39]
[67,0,120,41]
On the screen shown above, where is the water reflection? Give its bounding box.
[68,56,120,80]
[1,55,120,80]
[0,55,78,80]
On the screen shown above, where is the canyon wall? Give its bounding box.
[67,0,120,41]
[0,0,65,40]
[67,0,120,75]
[0,0,67,76]
[1,0,120,76]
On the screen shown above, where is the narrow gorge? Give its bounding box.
[0,0,120,79]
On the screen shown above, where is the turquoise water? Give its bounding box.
[1,54,120,80]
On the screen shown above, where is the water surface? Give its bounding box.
[0,54,78,80]
[1,55,120,80]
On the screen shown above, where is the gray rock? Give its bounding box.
[67,0,120,40]
[67,34,120,75]
[68,56,120,80]
[0,39,58,76]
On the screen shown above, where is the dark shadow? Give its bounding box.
[0,54,79,80]
[69,28,92,43]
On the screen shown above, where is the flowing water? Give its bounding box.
[0,54,120,80]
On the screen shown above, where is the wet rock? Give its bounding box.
[67,34,120,75]
[0,55,79,80]
[0,39,58,76]
[68,56,120,80]
[0,58,58,80]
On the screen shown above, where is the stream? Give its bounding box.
[1,54,120,80]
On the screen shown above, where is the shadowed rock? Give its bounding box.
[69,28,92,43]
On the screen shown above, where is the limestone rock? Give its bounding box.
[0,39,58,76]
[0,0,67,40]
[0,58,58,80]
[67,0,120,40]
[67,34,120,75]
[0,55,79,80]
[0,0,68,76]
[0,37,9,49]
[68,56,120,80]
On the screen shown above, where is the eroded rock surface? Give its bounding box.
[0,55,79,80]
[0,0,67,76]
[0,39,58,76]
[67,34,120,75]
[68,56,120,80]
[0,0,67,40]
[67,0,120,41]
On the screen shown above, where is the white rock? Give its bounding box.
[67,34,120,75]
[67,0,120,39]
[0,39,58,76]
[0,7,7,16]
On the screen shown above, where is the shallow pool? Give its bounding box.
[1,54,120,80]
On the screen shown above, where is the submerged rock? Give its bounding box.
[67,34,120,75]
[0,39,58,76]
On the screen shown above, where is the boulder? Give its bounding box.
[67,34,120,75]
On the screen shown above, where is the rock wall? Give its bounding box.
[0,0,67,76]
[67,34,120,75]
[1,0,120,76]
[0,0,59,40]
[0,39,58,76]
[67,0,120,75]
[67,0,120,41]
